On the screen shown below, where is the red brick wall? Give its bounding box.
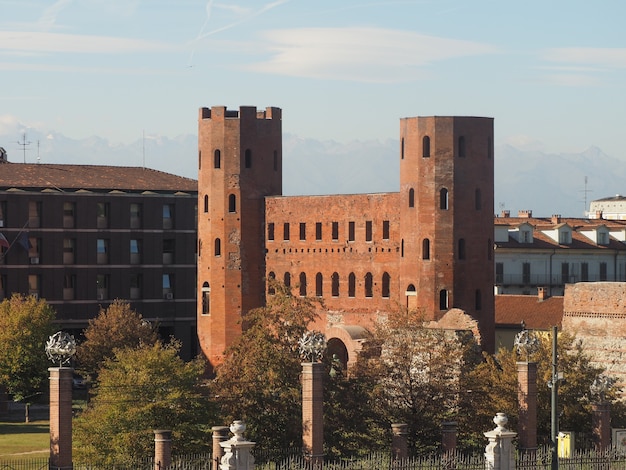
[198,110,496,366]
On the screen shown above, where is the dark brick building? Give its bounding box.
[197,106,495,369]
[0,153,198,359]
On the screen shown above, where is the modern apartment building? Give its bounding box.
[0,151,198,359]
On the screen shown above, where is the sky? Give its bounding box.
[1,0,626,161]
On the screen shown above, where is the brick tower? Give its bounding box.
[398,116,495,352]
[197,106,282,368]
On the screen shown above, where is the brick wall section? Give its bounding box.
[49,367,72,470]
[563,282,626,390]
[153,430,172,470]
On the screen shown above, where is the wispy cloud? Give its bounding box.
[543,47,626,69]
[246,27,497,82]
[0,31,173,54]
[38,0,73,30]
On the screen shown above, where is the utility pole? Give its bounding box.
[550,325,559,470]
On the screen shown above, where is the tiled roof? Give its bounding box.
[0,162,197,193]
[495,294,564,330]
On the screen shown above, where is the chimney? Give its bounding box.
[537,287,548,301]
[518,210,532,218]
[551,214,561,224]
[501,210,511,218]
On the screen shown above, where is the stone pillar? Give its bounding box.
[154,430,172,470]
[442,421,458,469]
[220,421,255,470]
[517,362,537,452]
[302,362,324,465]
[391,423,408,461]
[212,426,230,469]
[49,367,73,470]
[592,402,611,451]
[484,413,517,470]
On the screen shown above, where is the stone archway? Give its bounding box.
[325,325,369,371]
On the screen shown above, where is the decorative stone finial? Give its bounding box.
[298,331,326,362]
[514,327,539,361]
[45,331,76,367]
[493,413,509,432]
[590,374,616,403]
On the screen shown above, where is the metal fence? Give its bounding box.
[6,447,626,470]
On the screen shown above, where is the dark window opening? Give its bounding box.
[332,222,339,241]
[365,221,372,242]
[409,188,415,208]
[365,272,373,297]
[348,273,355,297]
[214,149,221,168]
[382,272,390,298]
[382,221,389,240]
[228,194,236,213]
[348,222,355,241]
[214,238,221,256]
[422,239,430,260]
[332,272,339,297]
[423,136,430,157]
[316,273,323,297]
[283,223,290,241]
[268,223,275,240]
[440,188,448,210]
[316,222,322,240]
[439,289,448,310]
[299,272,307,296]
[300,223,306,241]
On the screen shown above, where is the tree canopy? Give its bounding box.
[210,280,320,454]
[0,294,56,417]
[76,299,158,380]
[73,340,214,466]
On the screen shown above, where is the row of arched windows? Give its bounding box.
[400,135,493,160]
[202,149,279,171]
[407,187,482,210]
[268,271,391,299]
[202,194,237,213]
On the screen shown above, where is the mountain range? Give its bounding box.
[1,127,623,218]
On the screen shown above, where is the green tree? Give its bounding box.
[0,294,56,422]
[352,308,482,454]
[211,280,319,454]
[76,299,158,380]
[461,331,618,447]
[73,341,214,466]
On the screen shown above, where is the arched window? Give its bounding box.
[244,149,252,168]
[458,238,466,260]
[203,195,209,213]
[422,238,430,260]
[198,150,202,169]
[475,188,482,210]
[439,289,448,310]
[382,272,390,298]
[268,271,276,295]
[299,272,307,296]
[201,282,210,315]
[440,188,448,210]
[214,149,221,168]
[316,272,323,297]
[401,138,405,160]
[365,272,373,298]
[408,188,415,208]
[423,136,430,157]
[228,194,236,213]
[214,238,221,257]
[458,136,466,157]
[475,289,482,310]
[348,273,355,297]
[284,272,291,288]
[332,272,339,297]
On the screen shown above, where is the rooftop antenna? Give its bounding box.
[36,140,40,164]
[580,176,592,216]
[17,132,31,163]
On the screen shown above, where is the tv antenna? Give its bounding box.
[580,176,593,216]
[17,132,31,163]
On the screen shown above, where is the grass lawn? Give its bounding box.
[0,420,49,459]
